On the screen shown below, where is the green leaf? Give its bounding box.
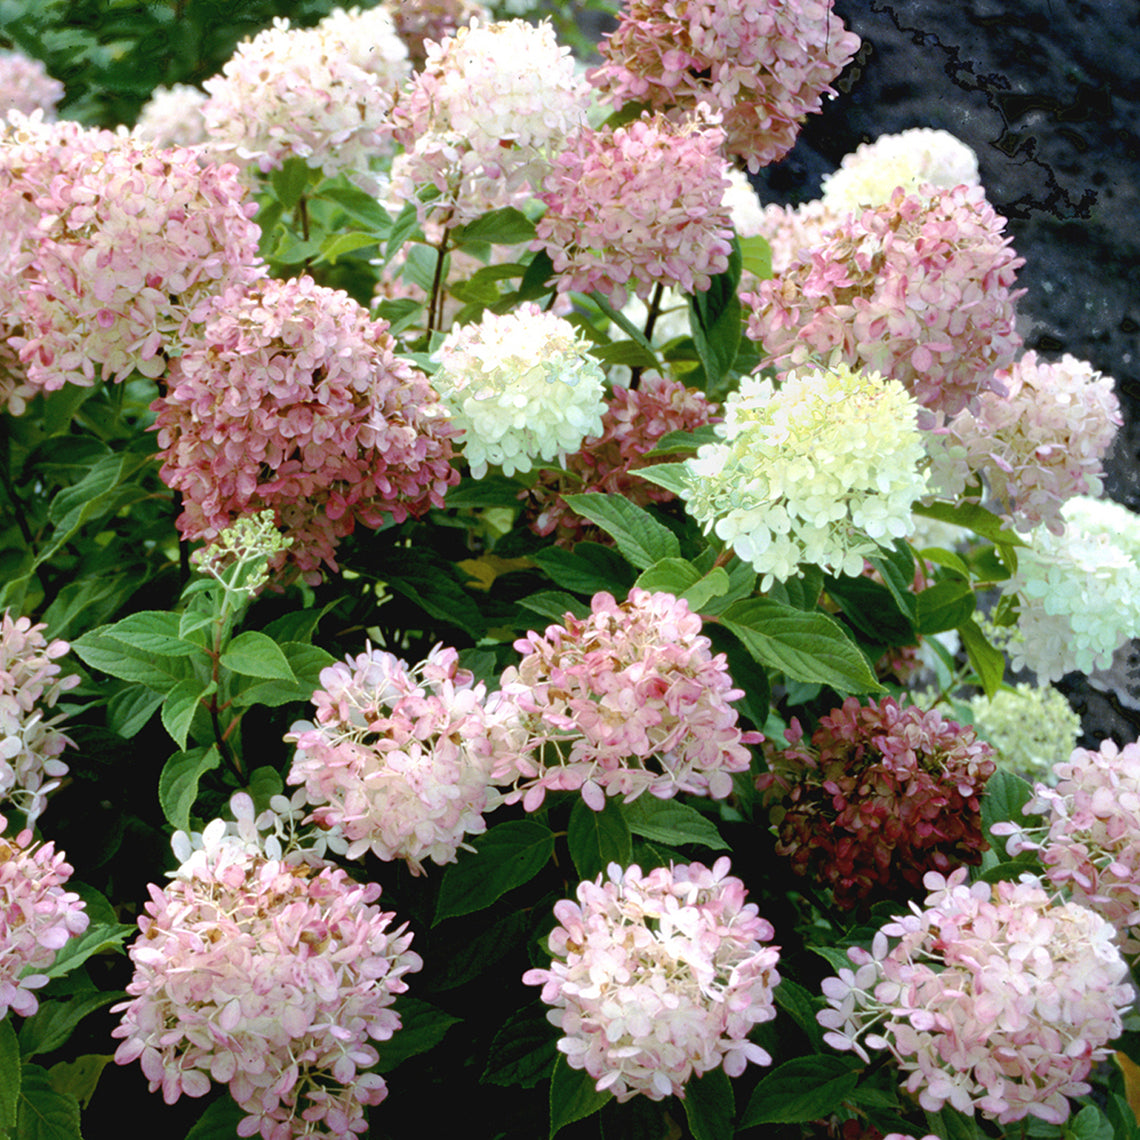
[958,617,1005,699]
[46,1056,111,1112]
[589,339,659,369]
[16,1063,81,1140]
[158,745,221,832]
[634,557,701,596]
[919,546,972,581]
[633,462,690,497]
[823,574,915,645]
[435,820,555,923]
[18,992,122,1059]
[315,230,377,266]
[231,642,335,709]
[453,207,537,246]
[430,910,530,993]
[482,1003,558,1089]
[738,234,773,281]
[185,1095,246,1140]
[567,797,632,882]
[683,1067,735,1140]
[269,156,312,209]
[519,591,592,623]
[532,543,635,597]
[0,1020,19,1132]
[561,493,680,570]
[384,551,488,636]
[912,500,1026,546]
[98,611,196,655]
[219,630,296,681]
[315,182,393,233]
[867,541,917,623]
[697,558,758,617]
[1064,1105,1116,1140]
[71,627,193,688]
[741,1056,860,1126]
[981,768,1040,856]
[773,978,825,1051]
[374,997,461,1073]
[688,237,743,389]
[161,677,216,750]
[622,797,728,851]
[105,685,163,739]
[643,425,721,457]
[550,1054,611,1139]
[923,1105,986,1140]
[721,599,884,695]
[41,922,131,979]
[915,579,976,634]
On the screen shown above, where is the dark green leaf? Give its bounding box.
[823,575,916,645]
[643,425,721,456]
[519,592,592,623]
[632,462,690,497]
[622,798,728,851]
[721,599,883,695]
[532,543,635,597]
[550,1054,611,1139]
[567,797,632,882]
[19,993,122,1060]
[482,1004,558,1089]
[105,685,163,739]
[959,617,1005,699]
[453,207,537,246]
[688,237,743,389]
[0,1020,19,1132]
[374,997,461,1073]
[912,500,1026,546]
[269,157,312,209]
[435,820,555,923]
[315,182,393,233]
[561,493,680,570]
[431,910,530,993]
[161,677,215,750]
[741,1056,860,1126]
[16,1063,81,1140]
[185,1095,246,1140]
[773,978,825,1051]
[41,923,131,980]
[916,579,976,634]
[1065,1105,1116,1140]
[924,1105,986,1140]
[867,541,917,623]
[158,745,222,833]
[72,628,193,688]
[981,768,1040,856]
[683,1066,735,1140]
[697,558,758,617]
[44,1056,109,1111]
[315,231,377,266]
[220,630,296,681]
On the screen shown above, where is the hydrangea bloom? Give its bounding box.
[0,50,65,118]
[286,644,509,873]
[818,869,1133,1125]
[1002,495,1140,682]
[132,84,210,148]
[524,374,718,545]
[391,18,590,224]
[1,610,80,824]
[757,698,995,909]
[431,303,606,479]
[112,835,420,1139]
[820,128,981,214]
[387,0,489,67]
[999,739,1140,953]
[0,816,89,1018]
[743,185,1024,416]
[681,365,929,589]
[190,510,295,598]
[315,5,411,90]
[928,351,1121,533]
[967,683,1081,783]
[523,859,779,1101]
[492,590,759,811]
[202,16,396,177]
[152,276,458,581]
[533,109,734,306]
[1,116,263,394]
[588,0,860,172]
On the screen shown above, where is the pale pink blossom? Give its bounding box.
[492,590,760,811]
[132,84,210,149]
[286,644,509,873]
[589,0,860,172]
[388,0,490,68]
[0,610,80,824]
[0,814,89,1018]
[743,185,1025,417]
[151,275,457,582]
[533,109,734,307]
[524,859,779,1101]
[112,841,420,1138]
[818,868,1134,1125]
[0,51,64,119]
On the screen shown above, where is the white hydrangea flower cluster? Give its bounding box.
[820,127,981,214]
[431,302,607,478]
[681,364,929,588]
[967,683,1082,783]
[1004,495,1140,682]
[132,84,210,148]
[315,5,411,89]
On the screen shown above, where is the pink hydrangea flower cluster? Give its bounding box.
[533,110,734,307]
[387,0,489,67]
[151,275,458,582]
[112,842,421,1139]
[1,116,263,395]
[998,739,1140,954]
[285,644,510,873]
[0,610,80,824]
[523,858,780,1101]
[0,814,89,1018]
[524,374,718,546]
[391,18,590,224]
[757,698,996,910]
[927,351,1121,534]
[202,16,397,178]
[742,185,1025,417]
[0,51,64,118]
[588,0,860,172]
[818,868,1133,1125]
[492,589,760,811]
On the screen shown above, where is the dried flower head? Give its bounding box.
[758,698,995,909]
[492,589,759,811]
[681,364,929,589]
[524,858,779,1101]
[818,869,1133,1125]
[431,302,606,479]
[589,0,860,172]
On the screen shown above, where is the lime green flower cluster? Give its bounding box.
[968,683,1081,783]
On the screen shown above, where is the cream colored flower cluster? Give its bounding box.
[682,364,929,588]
